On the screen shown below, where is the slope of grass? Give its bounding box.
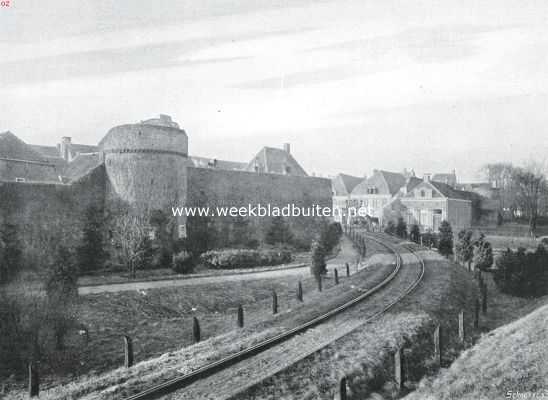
[3,238,395,398]
[405,299,548,400]
[235,243,480,400]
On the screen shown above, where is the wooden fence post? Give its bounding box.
[474,298,480,329]
[272,290,278,314]
[482,287,487,314]
[458,310,465,344]
[123,335,133,368]
[237,305,244,328]
[193,317,201,343]
[28,362,39,397]
[297,281,303,302]
[334,268,339,285]
[394,348,404,391]
[339,376,347,400]
[433,325,441,368]
[317,275,322,292]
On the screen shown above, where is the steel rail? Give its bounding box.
[123,233,415,400]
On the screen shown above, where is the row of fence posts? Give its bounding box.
[333,226,487,399]
[26,227,368,397]
[336,307,479,399]
[26,270,350,397]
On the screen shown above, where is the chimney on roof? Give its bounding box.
[423,173,432,182]
[283,143,290,154]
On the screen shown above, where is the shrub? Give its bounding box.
[318,222,343,254]
[384,220,396,235]
[310,241,327,277]
[421,231,439,248]
[409,224,420,243]
[172,251,194,274]
[200,249,292,269]
[77,205,107,274]
[438,220,454,257]
[455,230,474,268]
[395,217,407,238]
[473,233,494,271]
[265,216,294,245]
[494,245,548,297]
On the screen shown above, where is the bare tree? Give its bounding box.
[111,208,152,278]
[482,162,517,216]
[513,163,546,234]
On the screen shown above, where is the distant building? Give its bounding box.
[432,170,457,187]
[245,143,307,176]
[331,173,363,222]
[349,170,408,225]
[334,168,494,232]
[400,180,473,232]
[0,116,331,251]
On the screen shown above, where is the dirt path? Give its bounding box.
[79,238,359,295]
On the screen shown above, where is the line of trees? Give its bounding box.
[455,230,493,271]
[494,246,548,298]
[483,162,547,233]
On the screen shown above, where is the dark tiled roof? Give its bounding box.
[71,144,99,154]
[245,147,307,176]
[405,176,423,192]
[332,173,363,196]
[430,181,474,201]
[63,153,102,181]
[351,170,406,196]
[30,144,61,158]
[190,156,247,171]
[380,170,406,195]
[0,131,48,162]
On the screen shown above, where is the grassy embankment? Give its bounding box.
[3,238,395,399]
[234,246,480,400]
[405,295,548,400]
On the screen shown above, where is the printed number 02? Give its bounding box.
[1,1,10,7]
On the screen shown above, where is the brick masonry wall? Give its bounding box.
[0,165,106,262]
[0,159,59,182]
[186,167,333,243]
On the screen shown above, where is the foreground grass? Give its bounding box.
[405,299,548,400]
[234,243,480,400]
[4,238,394,398]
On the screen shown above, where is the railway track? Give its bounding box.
[123,233,424,400]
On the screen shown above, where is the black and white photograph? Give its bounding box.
[1,1,548,399]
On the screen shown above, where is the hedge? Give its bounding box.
[200,249,292,269]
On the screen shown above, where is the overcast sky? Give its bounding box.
[1,0,548,181]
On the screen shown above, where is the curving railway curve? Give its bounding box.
[123,232,425,400]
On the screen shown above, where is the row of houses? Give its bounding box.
[332,169,500,233]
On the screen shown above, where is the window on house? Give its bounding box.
[420,190,425,197]
[285,166,291,174]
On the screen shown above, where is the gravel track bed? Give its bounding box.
[161,238,423,400]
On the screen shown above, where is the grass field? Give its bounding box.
[234,244,480,400]
[485,234,538,250]
[3,237,395,398]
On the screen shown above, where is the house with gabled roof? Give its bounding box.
[400,178,473,232]
[348,169,407,225]
[0,131,60,183]
[331,173,364,222]
[245,144,307,177]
